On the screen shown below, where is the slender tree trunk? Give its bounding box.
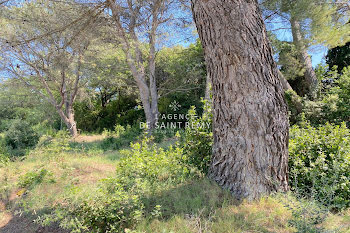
[191,0,289,200]
[66,106,78,137]
[149,33,159,129]
[57,107,78,137]
[136,78,154,129]
[124,51,157,131]
[290,17,318,96]
[278,70,293,91]
[107,0,160,131]
[204,73,211,101]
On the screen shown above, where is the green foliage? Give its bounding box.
[156,40,206,98]
[4,119,39,156]
[44,186,143,233]
[181,100,213,174]
[39,137,199,232]
[157,40,207,116]
[286,65,350,126]
[114,137,196,192]
[263,0,350,48]
[332,66,350,124]
[0,151,8,167]
[285,89,303,124]
[0,134,9,166]
[276,41,305,81]
[18,168,55,189]
[74,94,143,133]
[303,66,350,125]
[326,42,350,74]
[289,122,350,210]
[281,193,329,232]
[99,125,142,151]
[0,79,59,133]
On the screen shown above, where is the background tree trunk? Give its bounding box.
[278,70,293,91]
[191,0,289,200]
[290,17,318,97]
[57,108,78,137]
[149,31,159,129]
[205,73,212,101]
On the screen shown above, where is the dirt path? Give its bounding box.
[0,201,11,230]
[0,201,67,233]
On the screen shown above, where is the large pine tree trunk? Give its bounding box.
[191,0,289,200]
[290,17,318,96]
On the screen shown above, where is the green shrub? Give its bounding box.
[0,153,8,166]
[289,122,350,210]
[302,66,350,126]
[181,100,213,174]
[332,66,350,124]
[39,136,199,232]
[100,125,141,151]
[48,186,144,233]
[285,89,303,124]
[115,137,197,193]
[277,193,329,232]
[18,168,55,189]
[0,135,9,165]
[36,130,73,155]
[4,119,39,156]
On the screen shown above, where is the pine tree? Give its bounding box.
[263,0,350,96]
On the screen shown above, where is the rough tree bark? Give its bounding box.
[290,17,318,96]
[191,0,289,200]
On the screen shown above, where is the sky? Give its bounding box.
[266,19,328,68]
[175,17,328,68]
[272,28,328,68]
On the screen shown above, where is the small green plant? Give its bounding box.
[289,121,350,210]
[302,66,350,126]
[18,168,55,189]
[0,153,8,166]
[114,124,126,138]
[4,119,39,156]
[285,89,303,124]
[37,130,72,155]
[100,125,141,151]
[0,136,9,165]
[181,99,213,174]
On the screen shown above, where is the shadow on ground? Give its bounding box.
[0,200,68,233]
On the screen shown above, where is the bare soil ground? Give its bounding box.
[0,200,68,233]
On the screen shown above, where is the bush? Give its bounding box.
[114,137,197,193]
[39,137,199,232]
[18,168,55,189]
[3,119,39,156]
[100,124,142,151]
[289,122,350,210]
[297,66,350,126]
[284,89,303,124]
[181,100,213,174]
[0,153,8,166]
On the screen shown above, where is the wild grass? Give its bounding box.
[1,132,350,233]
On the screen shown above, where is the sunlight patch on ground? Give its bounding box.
[73,135,106,143]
